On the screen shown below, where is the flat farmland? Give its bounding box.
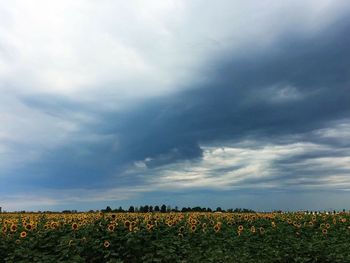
[1,212,350,262]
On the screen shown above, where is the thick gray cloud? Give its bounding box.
[7,14,350,190]
[1,1,350,210]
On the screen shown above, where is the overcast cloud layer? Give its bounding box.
[1,0,350,211]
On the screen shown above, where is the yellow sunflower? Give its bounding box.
[104,240,110,248]
[20,231,27,238]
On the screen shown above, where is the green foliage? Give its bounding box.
[1,212,350,262]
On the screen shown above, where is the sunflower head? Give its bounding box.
[124,220,131,228]
[20,231,27,238]
[104,240,110,248]
[259,227,265,234]
[190,225,196,232]
[213,224,221,233]
[11,224,18,232]
[72,223,78,230]
[108,224,115,232]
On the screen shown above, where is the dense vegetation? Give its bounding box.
[1,211,350,262]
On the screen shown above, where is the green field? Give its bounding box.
[1,211,350,262]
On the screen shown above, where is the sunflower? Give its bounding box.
[190,225,196,232]
[108,224,115,232]
[147,224,154,231]
[20,231,27,238]
[213,224,221,233]
[238,225,244,231]
[25,224,32,231]
[124,220,131,228]
[178,233,184,239]
[104,240,110,248]
[325,223,330,229]
[250,226,256,233]
[322,228,328,235]
[10,224,17,232]
[51,222,58,229]
[271,221,276,228]
[72,223,78,230]
[259,227,265,234]
[179,226,185,233]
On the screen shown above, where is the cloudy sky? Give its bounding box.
[1,0,350,211]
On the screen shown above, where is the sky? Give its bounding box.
[1,0,350,211]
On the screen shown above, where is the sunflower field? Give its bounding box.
[1,211,350,263]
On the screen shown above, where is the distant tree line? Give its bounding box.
[100,205,256,213]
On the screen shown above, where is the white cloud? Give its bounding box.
[314,120,350,141]
[1,0,348,99]
[128,142,329,190]
[0,0,350,208]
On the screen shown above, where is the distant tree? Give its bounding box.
[154,205,160,212]
[166,205,171,212]
[128,206,135,213]
[193,206,202,212]
[160,204,167,213]
[144,205,149,213]
[149,206,153,212]
[216,207,222,212]
[207,207,212,212]
[104,206,112,213]
[139,206,144,212]
[117,206,124,212]
[174,206,179,212]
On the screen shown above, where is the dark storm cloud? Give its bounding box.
[9,16,350,189]
[102,17,350,161]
